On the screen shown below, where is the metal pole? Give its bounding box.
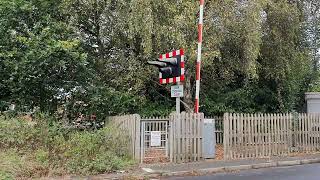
[195,0,204,113]
[176,97,180,114]
[176,83,181,113]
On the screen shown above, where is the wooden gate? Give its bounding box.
[170,112,204,163]
[140,117,170,163]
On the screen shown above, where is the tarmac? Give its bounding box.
[90,153,320,179]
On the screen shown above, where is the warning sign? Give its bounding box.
[150,131,161,147]
[171,85,183,97]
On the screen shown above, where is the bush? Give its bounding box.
[0,115,133,178]
[0,150,20,180]
[50,126,132,175]
[0,149,49,179]
[0,117,45,150]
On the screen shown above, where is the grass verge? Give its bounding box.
[0,115,134,179]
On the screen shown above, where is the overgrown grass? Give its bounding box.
[0,115,134,179]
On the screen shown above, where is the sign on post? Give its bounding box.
[171,85,184,97]
[150,131,161,147]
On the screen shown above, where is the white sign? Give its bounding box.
[150,131,161,147]
[171,85,184,97]
[9,104,16,111]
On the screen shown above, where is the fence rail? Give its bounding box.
[224,113,320,160]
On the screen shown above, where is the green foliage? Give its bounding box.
[0,117,42,150]
[0,170,13,180]
[50,125,132,175]
[200,0,314,115]
[0,116,133,178]
[35,149,49,166]
[0,148,50,179]
[139,100,174,117]
[1,0,319,118]
[0,150,22,180]
[0,0,93,113]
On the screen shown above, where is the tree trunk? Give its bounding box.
[183,70,194,113]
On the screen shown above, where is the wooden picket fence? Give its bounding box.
[224,113,320,160]
[108,114,141,160]
[294,113,320,152]
[170,112,204,163]
[109,112,204,163]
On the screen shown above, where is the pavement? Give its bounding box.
[90,153,320,179]
[165,163,320,180]
[141,153,320,178]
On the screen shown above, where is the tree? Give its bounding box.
[258,0,312,112]
[1,0,318,117]
[0,0,91,112]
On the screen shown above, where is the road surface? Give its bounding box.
[166,163,320,180]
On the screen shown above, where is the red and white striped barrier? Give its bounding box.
[195,0,204,113]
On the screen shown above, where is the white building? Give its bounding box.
[305,92,320,113]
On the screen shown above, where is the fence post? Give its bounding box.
[181,112,186,162]
[316,114,320,151]
[291,112,296,153]
[200,113,204,160]
[223,113,228,160]
[134,114,141,161]
[169,113,174,162]
[267,113,271,157]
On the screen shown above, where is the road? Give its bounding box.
[166,163,320,180]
